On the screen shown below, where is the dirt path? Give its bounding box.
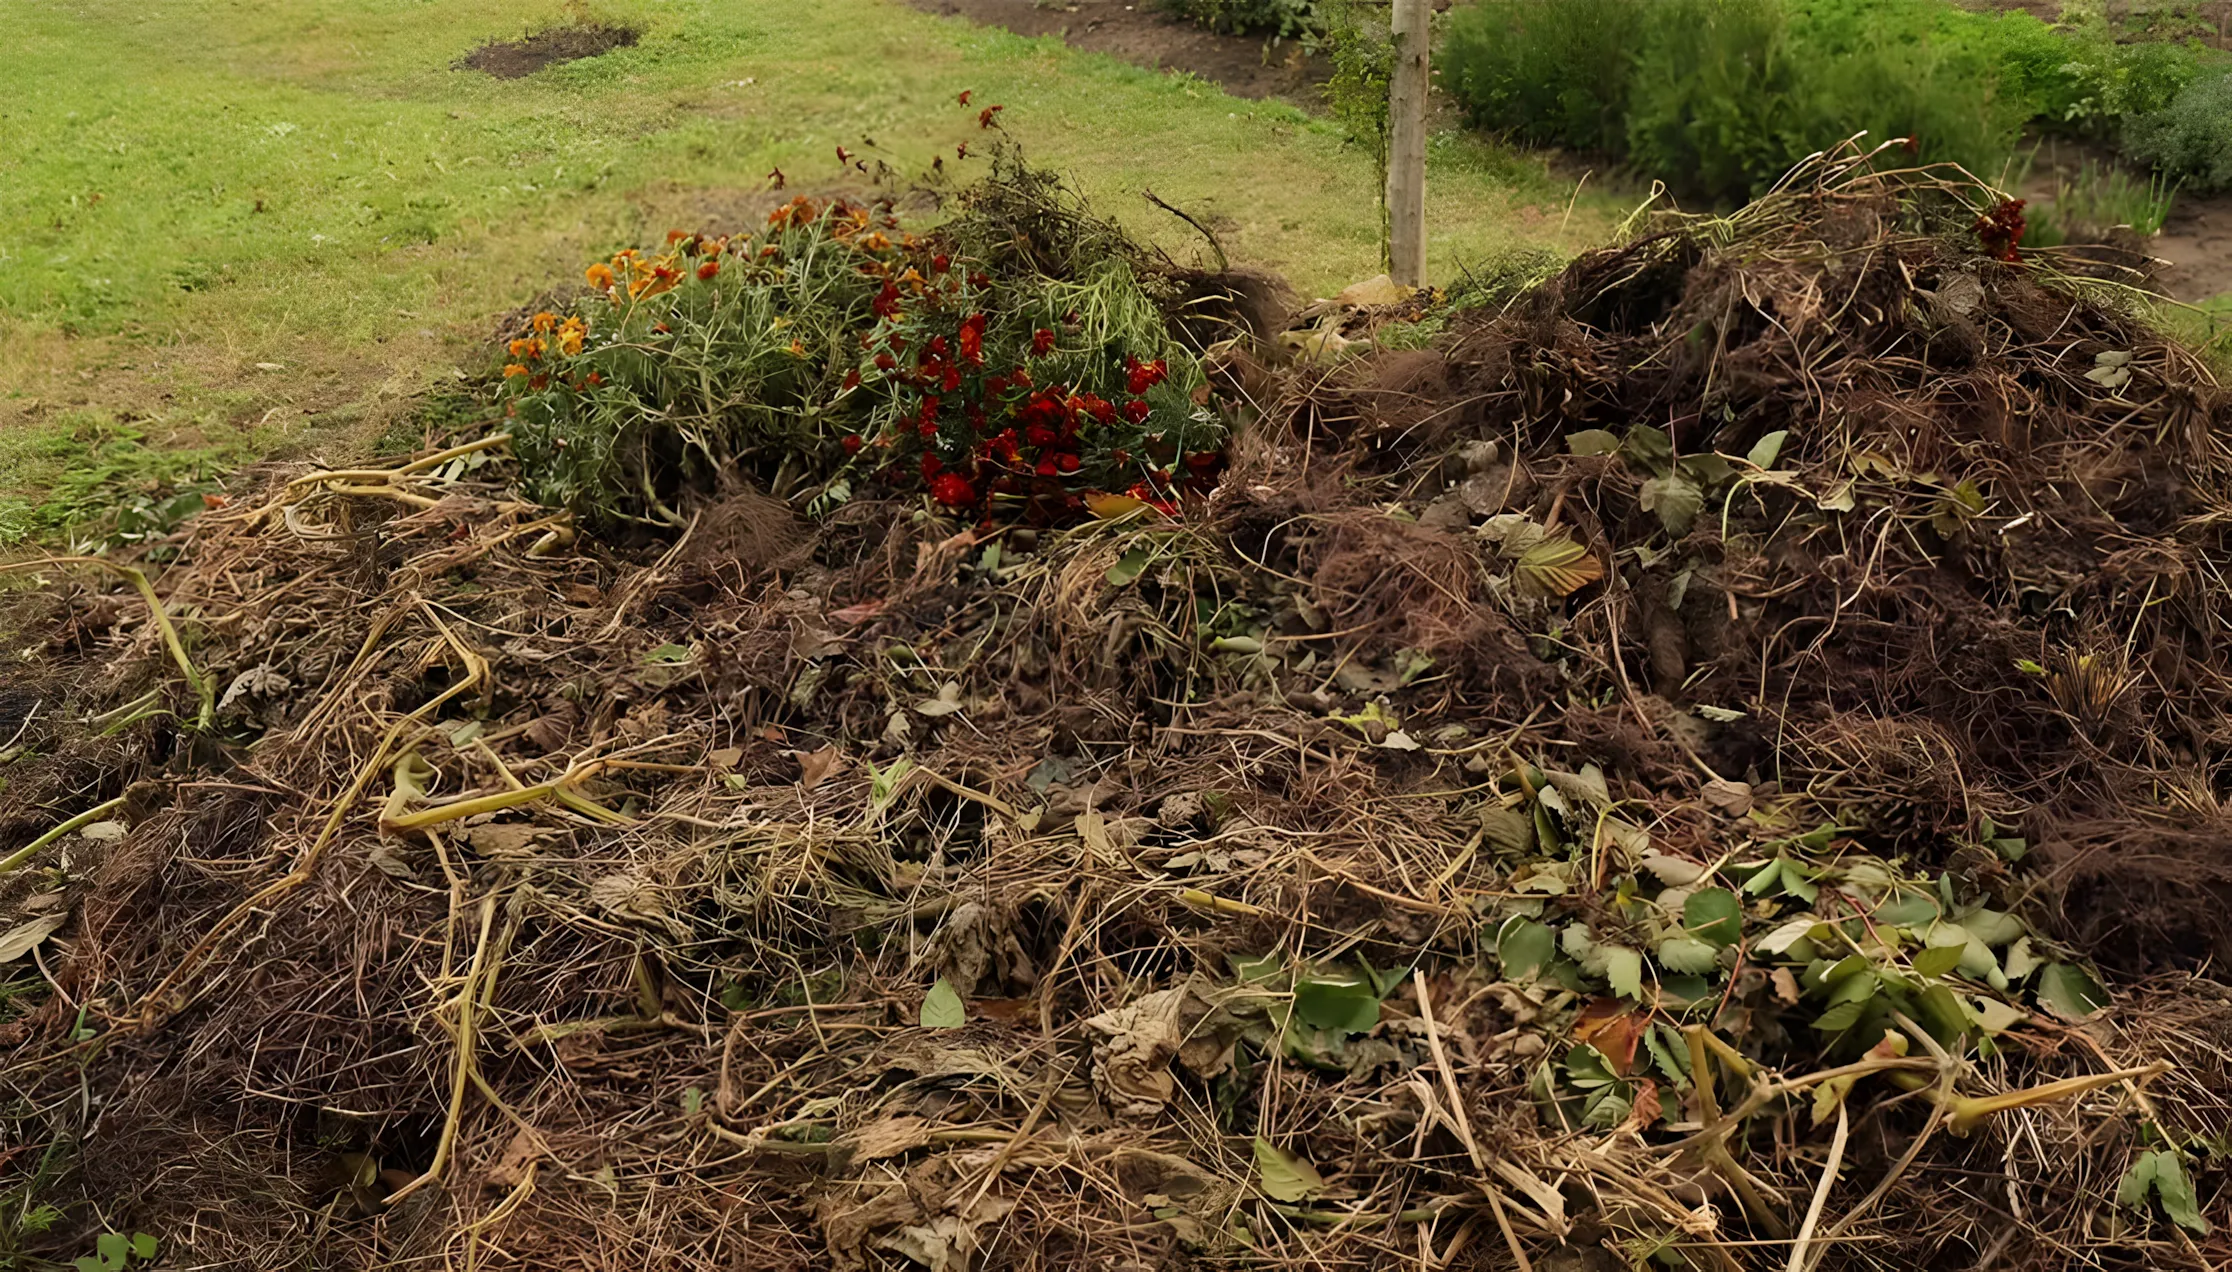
[2153,193,2232,304]
[902,0,1328,106]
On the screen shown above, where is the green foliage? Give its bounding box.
[1441,0,2227,204]
[75,1232,159,1272]
[1315,0,1396,259]
[498,151,1220,523]
[1156,0,1321,38]
[2124,69,2232,192]
[2028,159,2181,245]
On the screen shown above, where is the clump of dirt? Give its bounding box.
[3,146,2228,1270]
[458,22,639,79]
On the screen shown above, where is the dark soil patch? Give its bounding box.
[458,22,639,80]
[905,0,1328,107]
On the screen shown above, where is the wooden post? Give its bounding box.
[1387,0,1430,288]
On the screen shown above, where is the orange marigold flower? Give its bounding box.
[666,229,689,244]
[503,363,530,378]
[530,311,558,333]
[787,339,807,358]
[585,262,616,290]
[558,316,587,356]
[860,231,891,253]
[697,260,720,281]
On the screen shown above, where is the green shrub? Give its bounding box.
[1441,0,2222,204]
[2125,69,2232,192]
[1156,0,1320,37]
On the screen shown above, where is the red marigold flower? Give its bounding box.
[956,142,970,160]
[587,371,604,386]
[942,365,961,392]
[842,369,862,392]
[836,144,853,166]
[842,434,864,454]
[933,254,951,274]
[1125,356,1168,395]
[1024,423,1058,448]
[928,335,950,358]
[1036,456,1059,478]
[652,322,671,334]
[1125,399,1152,424]
[875,352,896,372]
[922,453,943,478]
[978,104,1005,129]
[872,281,903,320]
[1030,328,1055,357]
[1085,396,1116,424]
[1010,367,1032,389]
[930,472,976,507]
[697,260,720,280]
[958,90,973,106]
[958,313,986,366]
[1055,452,1080,474]
[1112,449,1130,464]
[666,229,688,244]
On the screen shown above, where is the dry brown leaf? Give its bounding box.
[845,1114,933,1164]
[797,745,843,789]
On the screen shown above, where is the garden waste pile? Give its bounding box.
[2,147,2229,1272]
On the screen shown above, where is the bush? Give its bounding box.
[1442,0,2222,204]
[1155,0,1320,37]
[2125,69,2232,192]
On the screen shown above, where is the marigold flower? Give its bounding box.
[1125,399,1152,424]
[978,105,1004,129]
[503,363,530,378]
[842,369,862,392]
[957,142,969,160]
[587,371,605,386]
[842,434,864,454]
[530,311,558,334]
[875,353,897,372]
[666,229,689,244]
[871,282,903,321]
[958,90,973,106]
[697,260,720,281]
[558,322,586,356]
[1030,329,1055,357]
[586,262,616,290]
[860,232,892,253]
[922,453,942,479]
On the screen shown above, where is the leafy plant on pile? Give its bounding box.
[1476,751,2210,1235]
[496,139,1223,525]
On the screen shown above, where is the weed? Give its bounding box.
[1155,0,1322,38]
[2029,159,2181,244]
[2124,68,2232,191]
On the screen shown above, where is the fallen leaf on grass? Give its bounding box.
[1253,1137,1325,1202]
[795,746,843,789]
[844,1114,933,1163]
[0,915,66,964]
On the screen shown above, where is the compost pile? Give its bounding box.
[3,151,2229,1272]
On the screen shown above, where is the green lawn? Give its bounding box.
[0,0,1611,539]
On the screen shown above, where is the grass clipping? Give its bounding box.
[2,150,2228,1271]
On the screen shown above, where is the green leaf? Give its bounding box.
[1639,473,1705,536]
[1655,937,1720,975]
[1877,893,1939,927]
[1621,424,1674,475]
[1566,428,1621,456]
[643,643,693,665]
[1106,547,1151,586]
[920,978,966,1029]
[1910,944,1965,979]
[97,1235,128,1265]
[75,1259,100,1272]
[1231,952,1285,986]
[1746,430,1789,469]
[1497,917,1557,980]
[1253,1138,1325,1202]
[1683,888,1743,947]
[2119,1150,2211,1233]
[1293,973,1380,1035]
[2036,963,2108,1019]
[130,1235,156,1262]
[1645,1024,1692,1088]
[1811,997,1872,1033]
[1604,946,1645,1000]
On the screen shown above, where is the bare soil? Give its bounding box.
[458,23,640,80]
[902,0,1329,106]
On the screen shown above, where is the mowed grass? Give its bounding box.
[0,0,1610,539]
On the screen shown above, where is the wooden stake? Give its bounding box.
[1387,0,1430,287]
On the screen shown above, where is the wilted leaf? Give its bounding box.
[0,914,66,965]
[644,643,693,665]
[2036,963,2108,1019]
[1084,491,1151,520]
[1621,424,1674,474]
[1566,428,1621,456]
[1574,1000,1647,1074]
[847,1114,935,1163]
[1515,535,1605,598]
[914,681,966,717]
[1638,852,1706,886]
[1106,548,1151,586]
[1696,704,1746,723]
[1253,1138,1325,1202]
[1746,430,1789,469]
[78,820,129,843]
[1684,888,1743,947]
[1639,474,1705,536]
[920,978,966,1029]
[1701,779,1754,816]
